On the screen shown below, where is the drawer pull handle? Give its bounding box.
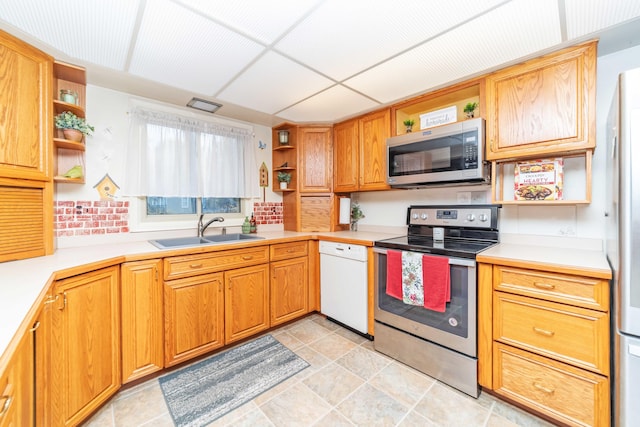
[532,382,555,394]
[189,263,203,269]
[242,255,253,260]
[286,249,295,253]
[533,327,555,337]
[533,282,555,290]
[0,394,12,417]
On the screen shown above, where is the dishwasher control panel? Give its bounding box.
[318,241,368,261]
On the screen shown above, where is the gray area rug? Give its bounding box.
[159,334,309,427]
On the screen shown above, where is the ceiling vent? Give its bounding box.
[186,97,222,113]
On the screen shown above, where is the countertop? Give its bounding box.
[0,230,401,365]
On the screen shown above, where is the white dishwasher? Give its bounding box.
[319,241,369,337]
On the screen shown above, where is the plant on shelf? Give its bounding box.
[351,202,365,231]
[464,102,478,118]
[55,111,94,142]
[403,119,415,133]
[277,171,292,190]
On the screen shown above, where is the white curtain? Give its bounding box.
[124,107,259,198]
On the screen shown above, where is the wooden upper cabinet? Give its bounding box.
[485,41,597,161]
[299,127,332,192]
[359,109,390,191]
[333,119,359,193]
[0,30,52,181]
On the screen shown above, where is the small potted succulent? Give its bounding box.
[277,171,292,190]
[464,102,478,119]
[55,111,94,142]
[403,119,415,133]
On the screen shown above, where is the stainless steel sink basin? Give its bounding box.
[149,234,264,249]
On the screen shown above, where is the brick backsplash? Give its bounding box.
[55,200,129,237]
[253,202,283,225]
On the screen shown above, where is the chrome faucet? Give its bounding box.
[197,214,224,237]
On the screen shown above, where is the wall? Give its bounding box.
[55,85,281,247]
[355,43,640,249]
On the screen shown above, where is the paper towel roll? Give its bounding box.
[339,197,351,224]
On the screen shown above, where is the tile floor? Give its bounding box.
[83,314,554,427]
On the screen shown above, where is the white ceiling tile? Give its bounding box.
[176,0,321,44]
[344,0,562,103]
[129,0,264,94]
[217,51,333,114]
[278,85,378,122]
[565,0,640,38]
[0,0,140,69]
[275,0,504,81]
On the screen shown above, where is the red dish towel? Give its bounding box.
[386,250,403,300]
[422,254,450,312]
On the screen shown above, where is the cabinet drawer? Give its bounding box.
[494,292,609,375]
[493,343,609,427]
[494,266,608,311]
[270,241,308,261]
[164,246,269,280]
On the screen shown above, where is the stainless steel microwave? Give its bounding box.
[386,118,489,187]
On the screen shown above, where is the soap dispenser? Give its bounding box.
[242,216,251,234]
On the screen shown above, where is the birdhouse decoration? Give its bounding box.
[93,173,120,200]
[259,162,269,187]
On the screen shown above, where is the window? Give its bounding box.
[146,197,240,215]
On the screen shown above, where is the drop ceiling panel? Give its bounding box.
[278,85,379,123]
[129,0,264,94]
[344,0,561,103]
[218,51,334,114]
[0,0,139,69]
[275,0,505,81]
[177,0,321,44]
[565,0,640,38]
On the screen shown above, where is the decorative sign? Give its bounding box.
[514,158,564,201]
[420,106,457,129]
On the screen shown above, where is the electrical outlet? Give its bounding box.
[457,192,471,204]
[471,191,487,204]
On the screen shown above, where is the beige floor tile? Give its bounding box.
[313,409,355,426]
[309,315,342,332]
[487,413,522,427]
[335,345,390,380]
[413,382,490,427]
[337,383,408,426]
[287,320,334,344]
[490,399,556,427]
[139,412,175,426]
[273,330,305,351]
[82,402,114,427]
[252,375,300,406]
[206,401,259,426]
[308,333,357,360]
[397,410,438,426]
[260,382,332,425]
[302,362,364,406]
[368,361,435,406]
[333,326,369,345]
[215,407,274,427]
[112,382,169,427]
[294,345,333,371]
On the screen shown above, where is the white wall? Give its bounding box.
[356,44,640,248]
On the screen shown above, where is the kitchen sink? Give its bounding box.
[149,234,264,249]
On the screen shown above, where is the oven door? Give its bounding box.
[373,248,477,357]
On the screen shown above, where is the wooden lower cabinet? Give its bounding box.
[164,272,225,367]
[50,266,120,427]
[225,264,270,344]
[121,259,164,382]
[0,329,33,427]
[270,257,309,326]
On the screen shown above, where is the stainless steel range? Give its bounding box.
[373,204,500,397]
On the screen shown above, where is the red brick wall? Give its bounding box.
[55,200,129,237]
[253,201,283,225]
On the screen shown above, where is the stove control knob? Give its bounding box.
[420,213,428,220]
[412,213,419,220]
[466,214,475,222]
[479,213,489,222]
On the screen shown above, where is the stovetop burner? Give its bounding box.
[375,235,497,259]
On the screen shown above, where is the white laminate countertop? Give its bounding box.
[0,230,402,365]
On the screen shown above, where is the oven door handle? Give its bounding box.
[373,247,475,267]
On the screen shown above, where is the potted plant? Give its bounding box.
[351,202,365,231]
[403,119,415,133]
[277,171,291,190]
[55,111,94,142]
[464,102,478,119]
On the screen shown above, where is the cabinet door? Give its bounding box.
[0,329,33,427]
[270,257,309,326]
[0,30,52,181]
[50,266,120,427]
[299,127,332,192]
[359,109,390,191]
[121,259,164,383]
[485,41,596,160]
[225,264,270,344]
[164,272,224,367]
[333,119,359,193]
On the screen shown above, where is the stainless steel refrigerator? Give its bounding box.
[606,66,640,426]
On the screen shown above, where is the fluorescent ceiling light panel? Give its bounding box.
[564,0,640,38]
[345,0,561,103]
[177,0,319,44]
[0,0,139,70]
[129,0,264,94]
[275,0,504,81]
[278,85,378,123]
[187,97,222,113]
[218,51,333,114]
